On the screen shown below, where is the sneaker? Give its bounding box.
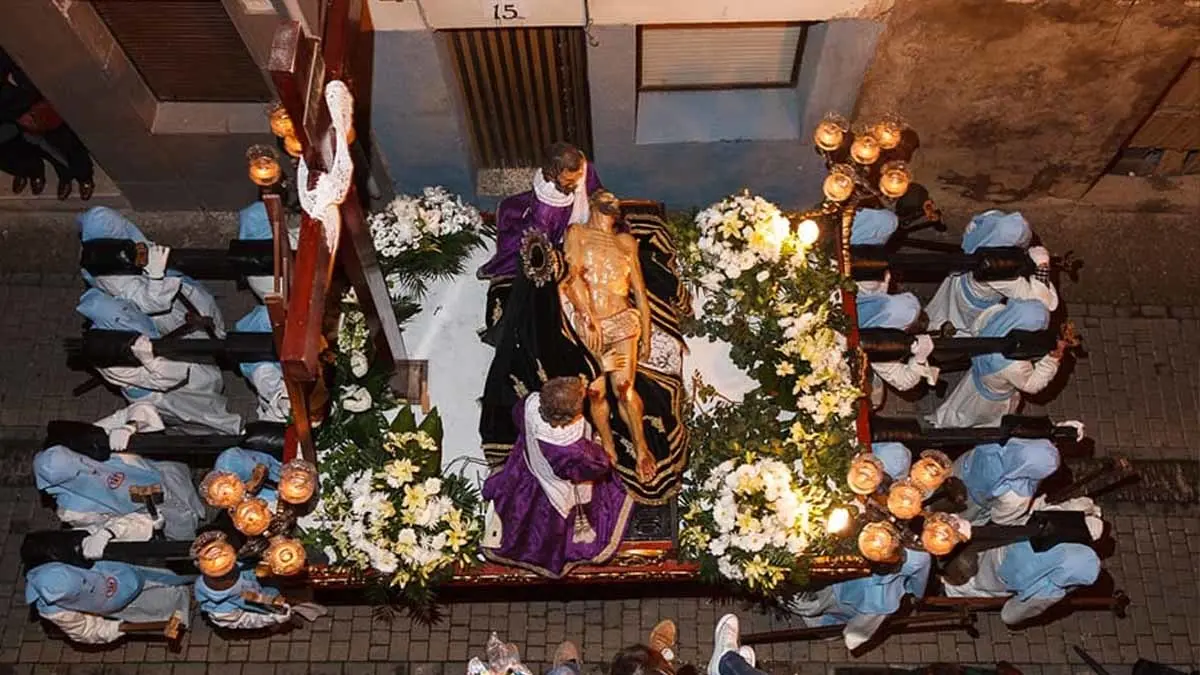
[649,619,677,662]
[553,641,580,668]
[707,614,740,675]
[737,646,756,668]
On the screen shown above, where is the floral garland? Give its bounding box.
[368,186,485,324]
[299,292,483,610]
[672,191,862,592]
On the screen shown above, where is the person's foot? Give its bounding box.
[649,619,677,662]
[79,179,94,201]
[30,176,45,195]
[707,614,739,675]
[553,640,580,668]
[56,180,72,200]
[11,176,27,194]
[737,646,756,668]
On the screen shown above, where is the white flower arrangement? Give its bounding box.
[672,192,864,592]
[680,454,833,592]
[366,186,485,323]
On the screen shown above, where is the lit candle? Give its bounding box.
[201,471,246,509]
[796,219,821,248]
[814,119,846,152]
[232,497,273,537]
[279,459,318,505]
[847,453,886,495]
[909,450,952,494]
[246,144,282,187]
[826,506,852,535]
[823,165,856,203]
[879,161,912,199]
[887,479,924,520]
[858,521,901,563]
[266,536,307,576]
[850,134,881,165]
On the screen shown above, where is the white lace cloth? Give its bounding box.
[297,80,355,252]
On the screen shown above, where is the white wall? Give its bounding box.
[365,0,892,30]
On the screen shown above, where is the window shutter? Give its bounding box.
[639,24,806,91]
[92,0,272,103]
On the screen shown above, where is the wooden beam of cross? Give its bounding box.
[264,0,428,460]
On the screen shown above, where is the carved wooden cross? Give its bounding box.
[263,0,427,461]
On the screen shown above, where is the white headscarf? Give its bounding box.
[532,162,590,226]
[522,392,591,518]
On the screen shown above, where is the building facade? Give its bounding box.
[1,0,1194,211]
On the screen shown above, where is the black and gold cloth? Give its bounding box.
[479,213,691,504]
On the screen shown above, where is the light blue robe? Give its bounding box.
[850,208,899,246]
[945,541,1100,625]
[234,306,289,422]
[954,437,1060,525]
[214,446,282,505]
[194,567,291,630]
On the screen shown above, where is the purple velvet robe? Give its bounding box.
[477,164,603,281]
[481,398,633,578]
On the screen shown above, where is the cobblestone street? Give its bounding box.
[0,206,1197,674]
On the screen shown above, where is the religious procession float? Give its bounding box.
[20,0,1131,653]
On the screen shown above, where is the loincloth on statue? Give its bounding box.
[599,308,641,353]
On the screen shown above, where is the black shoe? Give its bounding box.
[30,176,45,195]
[57,180,72,200]
[79,180,94,201]
[11,176,27,194]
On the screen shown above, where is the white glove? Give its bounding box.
[108,423,136,452]
[81,529,114,560]
[1028,246,1050,268]
[947,514,972,541]
[144,244,171,280]
[130,335,155,365]
[152,512,165,531]
[911,334,935,363]
[1058,420,1086,442]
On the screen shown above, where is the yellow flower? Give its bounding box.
[744,555,785,590]
[402,483,428,511]
[736,509,760,533]
[776,362,796,377]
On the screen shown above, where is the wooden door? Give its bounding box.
[446,27,592,169]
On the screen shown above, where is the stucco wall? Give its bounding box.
[370,30,477,200]
[588,21,885,210]
[855,0,1197,202]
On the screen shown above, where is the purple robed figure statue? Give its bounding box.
[477,143,602,342]
[482,377,633,578]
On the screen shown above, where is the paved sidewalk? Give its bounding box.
[0,219,1197,673]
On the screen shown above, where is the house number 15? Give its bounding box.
[493,3,520,20]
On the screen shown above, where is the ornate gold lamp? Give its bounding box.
[233,497,273,537]
[847,453,886,495]
[858,521,901,563]
[200,471,247,509]
[268,103,295,139]
[921,512,969,556]
[909,450,953,494]
[887,479,924,520]
[279,459,318,505]
[814,113,849,152]
[879,161,912,199]
[246,145,282,187]
[849,133,881,165]
[265,536,307,576]
[191,531,238,577]
[823,164,856,203]
[870,116,905,151]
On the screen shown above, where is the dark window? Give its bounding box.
[92,0,272,103]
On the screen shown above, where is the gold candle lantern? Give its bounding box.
[268,104,295,139]
[850,133,881,165]
[887,479,924,520]
[823,164,856,203]
[847,453,886,495]
[283,134,303,158]
[813,113,849,152]
[190,531,237,577]
[265,536,307,576]
[826,506,852,535]
[279,459,318,505]
[921,512,967,556]
[879,161,912,199]
[858,521,901,564]
[200,471,247,509]
[909,450,952,494]
[870,117,905,150]
[232,497,273,537]
[246,145,282,187]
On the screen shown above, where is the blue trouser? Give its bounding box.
[720,651,767,675]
